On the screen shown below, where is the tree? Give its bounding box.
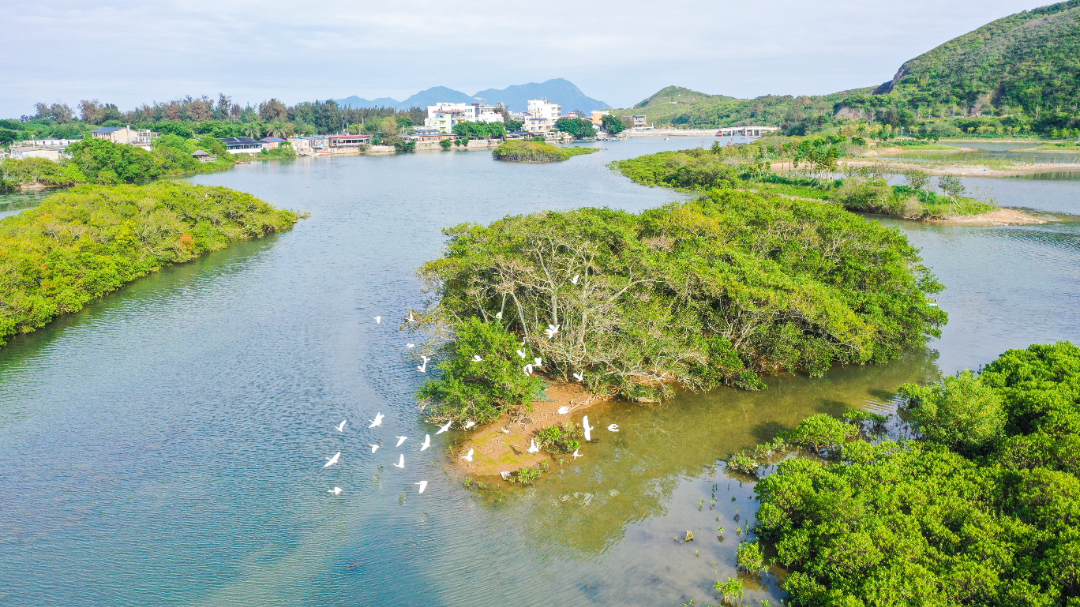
[258,98,288,122]
[554,117,596,139]
[904,169,932,191]
[601,114,625,135]
[938,175,966,199]
[900,370,1006,455]
[504,119,524,132]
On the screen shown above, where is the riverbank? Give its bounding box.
[453,381,613,480]
[929,207,1046,226]
[838,158,1080,177]
[628,129,718,137]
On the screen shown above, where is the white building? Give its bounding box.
[424,102,505,133]
[523,99,562,133]
[7,138,81,161]
[91,126,153,150]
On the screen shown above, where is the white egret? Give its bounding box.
[527,439,540,453]
[516,349,526,359]
[415,481,427,494]
[572,449,582,459]
[392,454,404,469]
[523,364,533,376]
[417,355,429,373]
[571,275,580,285]
[395,436,408,448]
[329,487,343,495]
[495,311,503,320]
[407,311,415,323]
[607,424,620,432]
[533,357,542,366]
[545,324,559,339]
[472,355,483,362]
[557,406,570,415]
[500,426,510,434]
[369,413,384,428]
[573,372,584,382]
[420,434,431,451]
[335,419,347,433]
[464,420,476,429]
[461,449,474,462]
[500,471,512,480]
[583,416,593,442]
[369,443,380,453]
[406,343,415,349]
[436,420,452,434]
[324,452,341,467]
[374,316,382,324]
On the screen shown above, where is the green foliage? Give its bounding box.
[0,182,298,346]
[535,422,583,454]
[900,370,1006,455]
[737,540,766,573]
[439,139,453,150]
[452,121,506,139]
[601,113,625,135]
[258,144,298,158]
[726,454,760,475]
[491,140,597,162]
[554,118,597,139]
[613,148,740,190]
[509,464,545,485]
[714,578,745,604]
[504,119,524,132]
[416,317,543,423]
[757,342,1080,606]
[785,414,859,452]
[418,189,945,399]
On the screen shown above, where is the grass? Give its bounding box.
[493,140,598,163]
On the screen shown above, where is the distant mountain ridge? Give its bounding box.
[335,79,609,113]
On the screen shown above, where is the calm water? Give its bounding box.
[2,139,1080,606]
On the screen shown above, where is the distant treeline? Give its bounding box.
[2,95,428,144]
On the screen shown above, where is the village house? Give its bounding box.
[631,115,648,129]
[259,136,286,150]
[523,99,561,133]
[591,110,610,127]
[6,137,81,161]
[218,137,263,154]
[191,150,217,163]
[91,125,153,150]
[423,102,505,133]
[327,133,372,150]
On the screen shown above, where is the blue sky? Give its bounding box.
[1,0,1047,117]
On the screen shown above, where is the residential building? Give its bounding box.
[591,110,610,127]
[423,102,505,134]
[631,115,648,129]
[191,150,217,163]
[92,125,153,150]
[404,132,456,144]
[327,133,372,149]
[219,137,264,154]
[8,146,66,161]
[259,136,286,150]
[522,99,561,133]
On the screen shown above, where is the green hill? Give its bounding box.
[615,1,1080,135]
[877,0,1080,114]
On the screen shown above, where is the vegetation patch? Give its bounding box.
[413,189,945,419]
[755,341,1080,606]
[492,140,597,163]
[0,182,298,346]
[535,422,583,454]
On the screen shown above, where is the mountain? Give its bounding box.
[875,0,1080,113]
[472,79,608,112]
[334,79,609,112]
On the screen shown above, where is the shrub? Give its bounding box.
[535,422,583,453]
[737,541,765,573]
[786,414,859,452]
[416,317,543,423]
[900,370,1006,455]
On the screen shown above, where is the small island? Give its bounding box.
[0,182,298,347]
[492,140,598,163]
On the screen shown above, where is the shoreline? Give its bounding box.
[452,381,614,480]
[928,207,1047,226]
[838,158,1080,177]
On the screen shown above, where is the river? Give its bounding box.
[1,139,1079,606]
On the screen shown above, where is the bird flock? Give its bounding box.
[326,304,620,499]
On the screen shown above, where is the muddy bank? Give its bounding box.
[452,382,617,480]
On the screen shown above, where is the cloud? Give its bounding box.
[0,0,1046,116]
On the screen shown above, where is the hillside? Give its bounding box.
[877,0,1080,113]
[335,79,609,112]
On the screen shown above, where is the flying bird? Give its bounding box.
[329,487,343,495]
[607,424,619,432]
[557,406,570,415]
[418,355,429,373]
[415,481,427,494]
[516,349,526,359]
[583,416,593,442]
[472,355,483,362]
[572,449,582,459]
[523,364,533,376]
[369,443,380,453]
[545,324,559,339]
[374,316,382,324]
[527,439,540,453]
[573,372,584,382]
[392,454,404,469]
[420,434,431,451]
[324,452,341,467]
[335,419,347,433]
[369,413,384,428]
[406,343,415,349]
[464,420,476,429]
[407,311,415,323]
[461,449,474,462]
[533,357,542,366]
[395,436,408,448]
[571,275,580,285]
[436,420,452,434]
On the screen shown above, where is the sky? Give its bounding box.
[1,0,1050,118]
